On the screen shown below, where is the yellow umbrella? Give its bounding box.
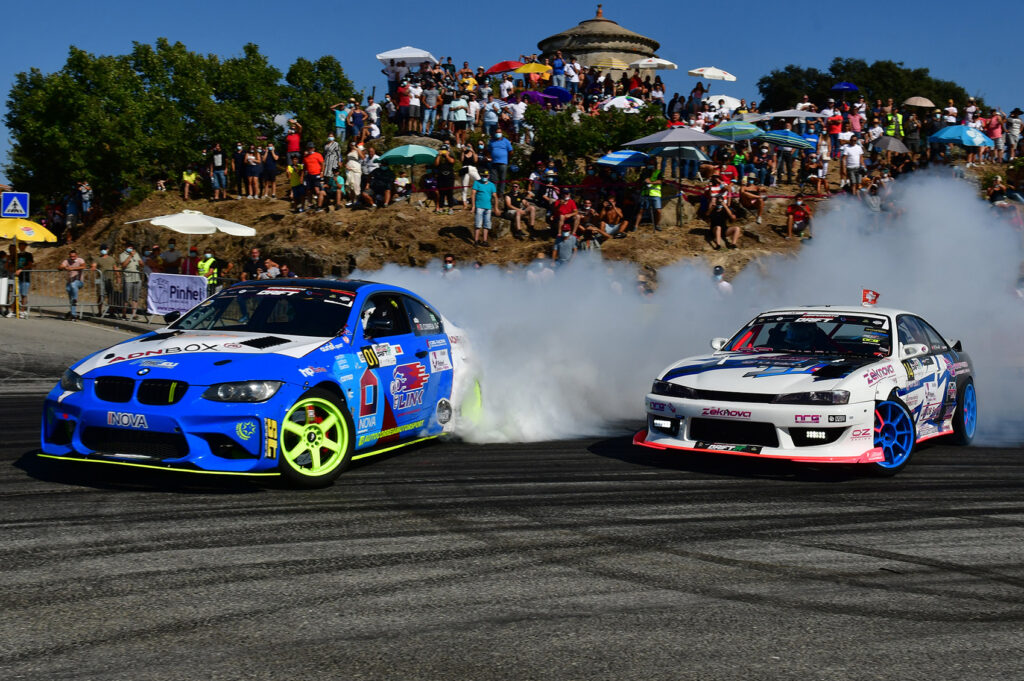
[0,218,57,242]
[588,57,630,71]
[514,62,551,74]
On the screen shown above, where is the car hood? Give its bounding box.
[75,329,332,382]
[659,352,881,395]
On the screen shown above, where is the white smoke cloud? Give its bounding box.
[358,172,1024,445]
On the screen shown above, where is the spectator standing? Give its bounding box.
[303,142,326,212]
[434,144,457,213]
[0,251,10,318]
[441,253,461,279]
[330,100,352,143]
[323,134,341,181]
[58,249,85,320]
[241,247,264,281]
[209,143,228,200]
[197,247,233,294]
[450,92,469,146]
[407,81,422,133]
[261,144,279,199]
[287,157,306,212]
[344,142,364,203]
[349,103,366,143]
[707,196,736,249]
[118,242,143,321]
[471,170,497,246]
[161,239,180,274]
[489,132,514,196]
[285,120,303,165]
[459,144,480,207]
[640,159,663,229]
[713,265,733,294]
[244,145,261,198]
[365,97,381,127]
[13,242,33,318]
[421,81,439,135]
[1006,109,1023,161]
[232,142,247,199]
[180,247,200,276]
[77,181,93,221]
[92,243,117,318]
[551,51,566,88]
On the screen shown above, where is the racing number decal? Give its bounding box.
[360,346,380,368]
[264,418,278,459]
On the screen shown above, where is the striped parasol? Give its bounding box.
[757,130,814,149]
[596,150,650,167]
[708,121,763,141]
[588,57,630,71]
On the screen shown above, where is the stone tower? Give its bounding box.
[537,5,660,72]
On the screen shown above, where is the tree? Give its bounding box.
[757,58,980,113]
[524,104,664,163]
[283,56,356,148]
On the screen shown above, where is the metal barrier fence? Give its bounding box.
[9,270,244,321]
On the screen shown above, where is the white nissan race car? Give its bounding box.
[634,306,977,475]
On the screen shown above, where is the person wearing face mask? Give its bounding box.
[488,131,513,196]
[460,143,480,207]
[323,134,341,182]
[160,240,180,274]
[232,142,247,199]
[196,247,233,294]
[209,143,229,201]
[119,242,144,321]
[261,144,279,199]
[441,253,461,279]
[179,247,201,276]
[785,194,814,240]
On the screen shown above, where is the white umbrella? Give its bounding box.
[375,46,439,66]
[650,146,712,162]
[766,108,827,119]
[126,210,257,236]
[629,57,678,70]
[688,66,736,81]
[703,94,742,111]
[601,95,644,112]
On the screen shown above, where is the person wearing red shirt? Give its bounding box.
[302,142,326,212]
[549,189,580,236]
[785,194,814,239]
[179,247,201,275]
[285,119,302,165]
[826,111,843,159]
[396,81,411,132]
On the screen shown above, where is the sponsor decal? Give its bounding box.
[795,414,821,424]
[132,359,179,369]
[299,366,327,378]
[450,335,462,345]
[946,383,957,400]
[828,415,847,423]
[338,374,354,383]
[255,287,301,296]
[264,418,278,459]
[851,428,872,440]
[236,420,257,442]
[796,315,835,323]
[952,361,970,376]
[902,360,915,380]
[427,338,448,349]
[701,407,751,419]
[904,393,922,409]
[358,415,378,432]
[391,363,429,411]
[429,349,453,372]
[334,355,350,371]
[319,340,348,353]
[416,322,440,332]
[358,419,425,446]
[361,343,398,367]
[107,411,149,429]
[436,399,453,425]
[694,442,763,453]
[649,401,668,413]
[359,369,379,420]
[863,365,896,386]
[137,368,150,376]
[105,343,243,364]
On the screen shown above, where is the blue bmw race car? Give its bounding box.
[40,279,480,487]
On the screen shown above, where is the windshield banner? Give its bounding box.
[146,273,208,315]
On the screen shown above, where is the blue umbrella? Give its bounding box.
[928,125,994,147]
[596,149,650,167]
[757,130,814,149]
[831,81,858,92]
[708,121,763,141]
[543,86,572,103]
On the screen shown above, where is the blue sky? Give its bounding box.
[2,0,1021,185]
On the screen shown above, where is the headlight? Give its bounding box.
[774,390,850,405]
[60,368,84,392]
[202,380,283,403]
[651,380,697,399]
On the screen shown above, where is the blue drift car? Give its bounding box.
[40,280,481,487]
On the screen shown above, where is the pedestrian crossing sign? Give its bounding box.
[1,192,30,218]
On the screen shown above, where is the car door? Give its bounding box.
[402,295,451,427]
[357,293,430,442]
[895,315,943,425]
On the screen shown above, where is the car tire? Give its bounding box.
[278,388,353,488]
[866,398,916,476]
[950,379,977,446]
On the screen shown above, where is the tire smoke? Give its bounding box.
[359,173,1023,444]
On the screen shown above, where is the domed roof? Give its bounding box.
[538,5,660,54]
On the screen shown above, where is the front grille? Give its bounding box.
[689,418,780,448]
[137,379,188,405]
[790,427,847,447]
[94,377,135,403]
[82,427,188,460]
[691,389,777,403]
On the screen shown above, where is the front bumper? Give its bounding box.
[639,394,885,464]
[39,381,307,474]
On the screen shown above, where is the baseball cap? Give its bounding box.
[562,225,572,232]
[713,265,724,276]
[306,141,315,149]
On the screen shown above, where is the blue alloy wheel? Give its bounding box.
[951,381,977,445]
[872,400,915,472]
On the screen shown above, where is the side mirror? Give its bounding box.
[710,337,727,351]
[163,311,181,324]
[900,342,928,359]
[950,339,963,352]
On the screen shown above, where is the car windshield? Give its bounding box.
[170,285,356,337]
[724,312,891,357]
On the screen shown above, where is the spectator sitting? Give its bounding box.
[258,259,281,279]
[738,178,765,224]
[181,167,199,200]
[801,154,827,195]
[502,181,535,239]
[599,196,626,239]
[392,169,411,201]
[785,194,814,239]
[278,263,298,278]
[359,165,396,208]
[549,189,580,237]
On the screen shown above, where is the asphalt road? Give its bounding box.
[2,318,1023,680]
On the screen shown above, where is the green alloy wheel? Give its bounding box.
[279,388,353,488]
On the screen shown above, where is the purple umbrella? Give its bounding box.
[543,86,572,103]
[519,91,556,105]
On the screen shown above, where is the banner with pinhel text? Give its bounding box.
[146,273,208,315]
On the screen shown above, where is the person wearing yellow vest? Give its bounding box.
[196,248,233,293]
[640,158,663,231]
[884,111,904,138]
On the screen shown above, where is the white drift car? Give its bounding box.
[634,306,977,474]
